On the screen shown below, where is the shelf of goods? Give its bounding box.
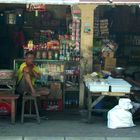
[13,59,80,111]
[64,61,80,110]
[19,17,81,111]
[94,18,109,38]
[14,59,64,111]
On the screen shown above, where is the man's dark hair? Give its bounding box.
[25,51,35,57]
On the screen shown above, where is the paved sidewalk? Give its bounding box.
[1,137,140,140]
[0,112,140,137]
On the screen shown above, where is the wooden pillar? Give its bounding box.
[77,4,97,108]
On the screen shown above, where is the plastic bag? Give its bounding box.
[107,98,135,129]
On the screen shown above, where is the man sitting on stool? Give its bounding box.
[16,51,50,117]
[16,51,50,96]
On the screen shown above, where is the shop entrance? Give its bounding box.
[93,5,140,74]
[92,5,140,111]
[0,3,81,115]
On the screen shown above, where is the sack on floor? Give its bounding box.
[107,98,135,129]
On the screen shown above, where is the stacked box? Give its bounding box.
[102,51,114,58]
[104,58,116,71]
[48,83,62,99]
[88,83,109,92]
[107,78,132,93]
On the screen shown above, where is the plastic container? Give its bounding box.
[87,82,109,92]
[107,78,132,93]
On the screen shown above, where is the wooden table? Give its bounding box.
[84,84,133,123]
[0,93,19,124]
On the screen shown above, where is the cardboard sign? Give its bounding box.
[26,4,46,11]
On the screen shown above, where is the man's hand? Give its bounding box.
[32,69,41,79]
[24,66,30,73]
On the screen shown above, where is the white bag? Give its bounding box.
[107,98,135,129]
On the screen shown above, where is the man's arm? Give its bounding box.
[29,65,41,79]
[32,69,41,79]
[23,67,36,95]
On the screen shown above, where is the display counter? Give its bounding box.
[83,76,133,123]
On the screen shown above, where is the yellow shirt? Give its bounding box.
[17,62,41,85]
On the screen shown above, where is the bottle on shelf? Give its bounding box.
[54,51,59,60]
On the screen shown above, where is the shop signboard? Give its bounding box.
[26,3,46,11]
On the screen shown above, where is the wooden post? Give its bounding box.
[77,4,98,108]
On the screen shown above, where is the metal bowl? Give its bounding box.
[113,67,125,75]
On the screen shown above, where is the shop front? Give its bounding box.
[0,0,140,123]
[0,2,81,122]
[80,2,140,122]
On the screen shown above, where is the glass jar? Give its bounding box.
[48,51,52,60]
[36,50,41,59]
[42,51,47,59]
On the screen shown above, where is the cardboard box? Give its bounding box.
[104,66,115,71]
[108,52,114,58]
[102,51,108,58]
[48,83,62,99]
[104,58,116,71]
[102,51,114,58]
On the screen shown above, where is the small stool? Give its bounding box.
[21,94,40,123]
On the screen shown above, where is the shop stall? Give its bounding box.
[81,4,140,121]
[0,3,81,119]
[1,1,140,123]
[83,73,133,123]
[93,5,140,74]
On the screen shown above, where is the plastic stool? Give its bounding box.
[21,95,40,123]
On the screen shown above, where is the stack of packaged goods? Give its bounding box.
[23,40,60,60]
[59,38,80,61]
[23,34,80,62]
[71,19,80,51]
[35,63,64,84]
[101,40,118,71]
[100,19,109,38]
